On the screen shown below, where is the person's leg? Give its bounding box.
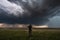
[29,29,32,37]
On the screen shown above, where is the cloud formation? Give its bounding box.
[0,0,25,17]
[0,0,60,25]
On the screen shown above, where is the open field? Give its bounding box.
[0,28,60,40]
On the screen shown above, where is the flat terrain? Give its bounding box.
[0,28,60,40]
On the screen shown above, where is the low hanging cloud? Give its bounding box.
[0,0,60,25]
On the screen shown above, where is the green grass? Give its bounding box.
[0,29,60,40]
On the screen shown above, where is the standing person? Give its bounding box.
[28,24,32,38]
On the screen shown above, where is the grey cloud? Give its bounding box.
[0,0,60,25]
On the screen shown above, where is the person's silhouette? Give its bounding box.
[28,24,32,37]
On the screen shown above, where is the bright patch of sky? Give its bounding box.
[0,0,24,16]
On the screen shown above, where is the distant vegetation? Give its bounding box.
[0,29,60,40]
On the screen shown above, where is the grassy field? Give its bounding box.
[0,28,60,40]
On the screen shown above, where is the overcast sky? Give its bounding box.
[0,0,60,28]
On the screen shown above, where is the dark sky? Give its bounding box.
[0,0,60,25]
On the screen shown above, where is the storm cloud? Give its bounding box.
[0,0,60,25]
